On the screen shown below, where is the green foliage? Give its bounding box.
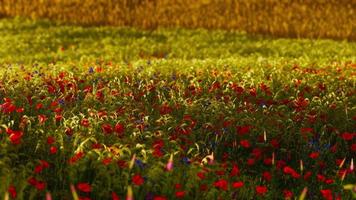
[0,18,354,199]
[0,18,355,66]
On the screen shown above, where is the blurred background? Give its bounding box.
[0,0,354,40]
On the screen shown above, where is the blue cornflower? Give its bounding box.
[135,119,144,124]
[323,143,331,151]
[88,67,94,73]
[135,159,145,169]
[182,157,190,165]
[259,100,267,109]
[58,99,65,105]
[211,141,217,149]
[222,128,228,133]
[171,73,177,81]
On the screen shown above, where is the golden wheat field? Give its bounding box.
[0,0,355,40]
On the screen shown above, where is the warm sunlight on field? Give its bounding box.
[0,0,354,40]
[0,1,355,200]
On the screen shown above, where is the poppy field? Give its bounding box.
[0,18,355,200]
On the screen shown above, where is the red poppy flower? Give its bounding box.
[335,159,342,166]
[102,157,112,165]
[28,177,37,186]
[97,110,107,118]
[330,144,338,153]
[294,97,309,110]
[1,101,16,113]
[247,158,255,166]
[96,91,104,101]
[8,130,23,145]
[50,146,58,154]
[309,152,319,159]
[260,82,271,95]
[152,139,163,147]
[232,181,244,189]
[101,124,113,134]
[256,186,267,195]
[40,160,49,168]
[249,88,257,96]
[8,185,17,199]
[36,103,43,110]
[214,179,228,191]
[160,104,172,115]
[117,160,127,168]
[132,174,144,186]
[83,86,93,93]
[77,182,91,193]
[317,174,326,182]
[27,96,33,105]
[252,148,262,158]
[152,148,163,158]
[81,118,90,127]
[325,179,334,184]
[351,144,356,152]
[69,152,85,164]
[65,127,73,136]
[341,132,354,141]
[300,127,313,134]
[96,67,103,73]
[16,107,24,113]
[230,164,240,177]
[231,84,244,94]
[35,181,46,190]
[154,196,167,200]
[55,114,62,121]
[256,186,268,196]
[92,143,102,149]
[270,139,280,148]
[9,134,22,145]
[38,114,47,124]
[114,123,125,136]
[175,191,185,198]
[236,125,251,135]
[49,100,58,107]
[304,171,312,180]
[283,189,293,199]
[112,192,120,200]
[338,169,348,178]
[291,171,300,179]
[320,189,333,200]
[283,166,295,175]
[262,171,272,182]
[240,140,251,148]
[263,158,273,166]
[319,161,326,169]
[34,165,44,174]
[197,172,205,180]
[223,120,232,127]
[47,136,55,145]
[200,184,208,191]
[175,184,182,190]
[79,197,91,200]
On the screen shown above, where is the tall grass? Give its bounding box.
[0,0,354,40]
